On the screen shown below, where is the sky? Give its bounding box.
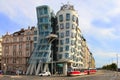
[0,0,120,68]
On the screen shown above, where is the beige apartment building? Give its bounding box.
[1,27,35,74]
[90,53,95,68]
[0,38,2,70]
[81,36,96,69]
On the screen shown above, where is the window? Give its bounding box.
[66,38,69,44]
[60,24,64,29]
[34,37,37,41]
[21,32,24,35]
[13,52,16,56]
[34,43,37,47]
[66,13,70,21]
[71,48,74,53]
[66,23,70,29]
[43,52,48,57]
[76,17,79,25]
[39,9,43,15]
[13,59,16,63]
[39,17,48,23]
[43,39,47,43]
[19,51,22,56]
[27,32,31,35]
[57,33,59,38]
[73,55,76,61]
[66,31,69,36]
[60,40,64,45]
[26,37,29,40]
[13,45,16,50]
[29,37,31,40]
[65,53,69,58]
[58,54,62,59]
[34,31,37,35]
[46,45,49,50]
[56,26,59,30]
[70,55,73,60]
[72,24,75,29]
[78,33,81,38]
[5,46,9,50]
[19,60,22,64]
[5,38,9,42]
[44,17,48,22]
[19,37,23,41]
[45,31,49,36]
[19,44,22,49]
[40,52,43,57]
[26,43,29,48]
[37,8,43,15]
[39,32,44,36]
[71,40,75,45]
[61,33,64,38]
[65,46,69,51]
[26,37,30,40]
[72,15,76,22]
[59,15,63,22]
[13,37,17,42]
[40,18,43,22]
[40,39,43,43]
[41,45,46,50]
[42,24,48,30]
[71,33,75,38]
[44,7,48,14]
[60,47,63,52]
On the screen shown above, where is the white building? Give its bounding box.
[56,4,84,75]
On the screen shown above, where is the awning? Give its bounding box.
[57,64,63,67]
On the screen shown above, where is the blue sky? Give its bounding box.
[0,0,120,68]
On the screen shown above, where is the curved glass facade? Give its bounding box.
[26,5,55,75]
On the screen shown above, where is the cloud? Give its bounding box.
[92,48,120,67]
[76,0,120,43]
[94,50,117,58]
[0,0,44,26]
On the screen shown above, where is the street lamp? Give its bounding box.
[3,63,6,75]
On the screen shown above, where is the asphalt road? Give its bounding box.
[0,70,120,80]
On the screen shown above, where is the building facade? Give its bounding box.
[0,38,2,70]
[56,4,85,75]
[26,5,57,75]
[90,53,95,68]
[1,27,35,74]
[26,4,95,75]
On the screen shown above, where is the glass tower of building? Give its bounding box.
[26,5,57,75]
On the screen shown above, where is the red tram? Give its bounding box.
[67,67,96,76]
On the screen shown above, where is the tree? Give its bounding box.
[102,63,117,71]
[110,63,117,71]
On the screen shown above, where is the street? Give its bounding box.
[0,70,120,80]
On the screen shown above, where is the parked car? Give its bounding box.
[39,72,51,76]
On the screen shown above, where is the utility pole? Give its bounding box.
[116,54,118,76]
